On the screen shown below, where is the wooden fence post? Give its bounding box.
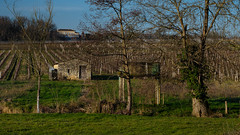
[225,101,228,114]
[235,71,238,82]
[145,62,148,75]
[100,61,102,75]
[122,78,125,102]
[162,92,165,105]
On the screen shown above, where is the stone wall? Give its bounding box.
[56,59,91,80]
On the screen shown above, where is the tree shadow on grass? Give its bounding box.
[91,75,119,80]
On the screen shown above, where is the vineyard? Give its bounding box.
[0,40,240,82]
[0,41,239,116]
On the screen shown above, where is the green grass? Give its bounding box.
[88,79,119,101]
[0,80,240,134]
[0,113,239,135]
[209,97,240,117]
[1,79,240,116]
[17,56,28,79]
[0,80,84,112]
[14,81,83,103]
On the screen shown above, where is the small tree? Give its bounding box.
[5,0,54,113]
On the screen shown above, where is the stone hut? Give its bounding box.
[51,59,91,80]
[128,62,160,77]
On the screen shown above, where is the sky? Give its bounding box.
[0,0,91,31]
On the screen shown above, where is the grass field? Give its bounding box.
[0,78,240,134]
[0,113,239,135]
[0,79,85,113]
[0,78,240,116]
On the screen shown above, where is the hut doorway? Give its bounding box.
[79,66,86,79]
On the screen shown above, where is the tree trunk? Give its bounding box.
[192,0,210,118]
[192,98,209,117]
[37,75,41,113]
[119,0,132,115]
[119,77,125,101]
[27,48,31,80]
[126,78,132,115]
[155,79,161,105]
[119,77,122,101]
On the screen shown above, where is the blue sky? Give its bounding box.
[0,0,91,31]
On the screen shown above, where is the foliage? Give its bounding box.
[179,44,210,100]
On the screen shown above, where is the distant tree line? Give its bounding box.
[0,16,57,41]
[79,23,227,41]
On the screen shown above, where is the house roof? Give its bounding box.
[58,29,75,32]
[56,59,89,65]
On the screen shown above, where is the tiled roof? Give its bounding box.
[58,29,75,31]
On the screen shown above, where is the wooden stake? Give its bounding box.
[162,92,164,105]
[235,71,238,82]
[122,78,125,102]
[100,62,102,75]
[145,62,148,75]
[225,101,228,114]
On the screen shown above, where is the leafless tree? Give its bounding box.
[5,0,54,113]
[85,0,142,114]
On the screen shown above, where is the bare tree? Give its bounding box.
[139,0,240,117]
[85,0,142,114]
[5,0,54,113]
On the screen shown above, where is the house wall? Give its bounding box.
[57,60,91,80]
[129,62,159,76]
[57,30,80,38]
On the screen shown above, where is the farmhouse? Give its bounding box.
[57,29,80,40]
[51,59,91,80]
